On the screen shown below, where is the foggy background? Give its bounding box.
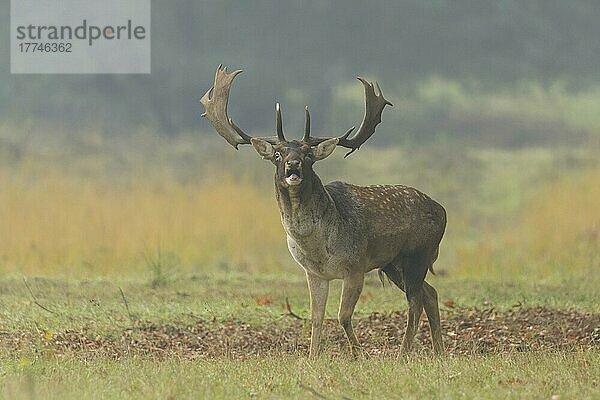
[2,1,600,147]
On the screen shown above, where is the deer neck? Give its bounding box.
[275,171,336,238]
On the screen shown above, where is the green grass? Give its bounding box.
[1,271,598,399]
[2,351,598,399]
[1,271,598,335]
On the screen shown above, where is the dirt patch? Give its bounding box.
[3,307,599,360]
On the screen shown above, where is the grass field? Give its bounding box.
[0,128,598,398]
[3,350,598,399]
[1,272,598,399]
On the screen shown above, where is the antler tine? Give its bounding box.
[275,103,286,141]
[303,106,311,142]
[200,65,280,149]
[336,77,393,157]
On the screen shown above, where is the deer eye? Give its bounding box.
[274,152,282,161]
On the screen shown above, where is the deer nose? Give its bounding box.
[286,160,301,169]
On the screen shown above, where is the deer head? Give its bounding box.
[200,65,392,190]
[250,105,339,190]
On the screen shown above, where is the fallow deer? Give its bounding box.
[200,65,447,358]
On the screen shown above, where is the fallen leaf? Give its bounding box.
[444,300,456,308]
[43,330,54,342]
[255,294,273,306]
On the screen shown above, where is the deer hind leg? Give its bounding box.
[422,246,443,354]
[401,274,424,355]
[338,272,365,357]
[384,252,429,355]
[306,272,329,359]
[380,263,405,291]
[382,257,442,354]
[422,280,444,354]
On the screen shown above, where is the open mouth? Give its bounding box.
[285,168,302,186]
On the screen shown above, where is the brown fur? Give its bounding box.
[254,140,447,357]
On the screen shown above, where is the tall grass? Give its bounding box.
[455,169,600,280]
[1,121,598,278]
[1,163,598,279]
[0,169,285,275]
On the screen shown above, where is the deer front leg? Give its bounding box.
[339,272,364,357]
[306,272,329,359]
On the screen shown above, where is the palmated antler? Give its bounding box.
[201,65,391,156]
[338,77,393,157]
[200,64,285,148]
[303,77,392,157]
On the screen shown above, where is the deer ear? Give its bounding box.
[312,138,338,161]
[251,138,275,160]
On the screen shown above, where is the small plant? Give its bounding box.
[144,246,178,288]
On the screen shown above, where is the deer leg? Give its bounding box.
[380,264,405,292]
[338,273,364,357]
[423,280,444,354]
[306,272,329,359]
[383,263,439,354]
[401,261,426,355]
[402,284,424,355]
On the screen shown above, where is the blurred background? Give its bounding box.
[0,1,598,279]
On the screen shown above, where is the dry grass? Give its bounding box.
[0,169,285,275]
[1,165,598,280]
[1,122,598,280]
[455,169,600,279]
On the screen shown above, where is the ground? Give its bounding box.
[1,272,598,399]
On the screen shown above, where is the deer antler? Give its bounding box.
[201,66,389,155]
[200,64,283,148]
[337,77,393,157]
[303,77,392,157]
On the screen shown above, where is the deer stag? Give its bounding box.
[200,65,446,358]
